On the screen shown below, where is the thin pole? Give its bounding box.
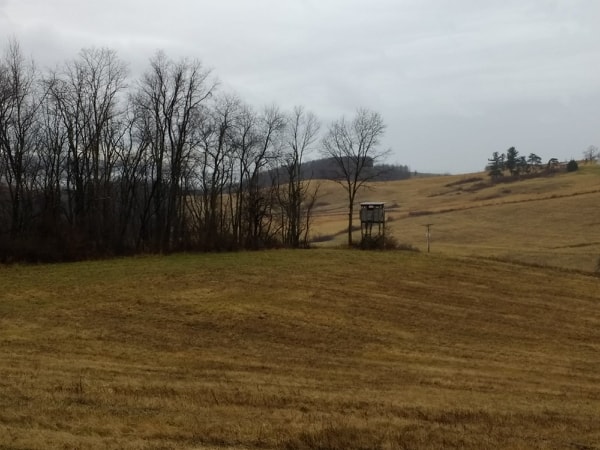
[424,223,432,253]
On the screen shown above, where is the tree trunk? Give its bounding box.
[347,204,353,247]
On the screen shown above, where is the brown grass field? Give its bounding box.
[311,164,600,273]
[1,165,600,449]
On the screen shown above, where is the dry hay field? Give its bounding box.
[311,164,600,273]
[1,165,600,449]
[1,246,599,449]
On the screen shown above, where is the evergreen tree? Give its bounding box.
[527,153,542,172]
[515,156,529,175]
[486,151,505,180]
[505,147,519,176]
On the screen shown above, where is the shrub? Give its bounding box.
[567,159,579,172]
[357,235,384,250]
[357,233,419,251]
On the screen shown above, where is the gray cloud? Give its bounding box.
[1,0,599,173]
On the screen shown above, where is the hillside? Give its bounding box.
[0,250,599,448]
[310,164,600,273]
[261,157,412,186]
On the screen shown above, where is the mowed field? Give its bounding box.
[1,166,599,449]
[310,164,600,273]
[1,248,599,448]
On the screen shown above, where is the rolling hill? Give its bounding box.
[0,164,599,449]
[0,250,598,448]
[310,163,600,273]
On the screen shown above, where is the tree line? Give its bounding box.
[0,40,394,261]
[0,41,328,261]
[485,147,581,181]
[279,157,410,182]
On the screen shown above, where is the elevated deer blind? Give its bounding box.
[359,202,385,241]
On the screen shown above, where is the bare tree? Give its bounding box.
[242,105,285,249]
[0,39,42,238]
[278,105,320,247]
[36,92,67,237]
[189,93,239,250]
[227,103,285,248]
[132,51,215,251]
[321,108,388,246]
[583,145,598,164]
[229,102,258,246]
[46,47,127,248]
[0,40,334,259]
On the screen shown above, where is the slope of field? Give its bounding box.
[310,164,600,272]
[1,250,599,449]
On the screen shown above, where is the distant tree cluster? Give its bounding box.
[280,157,410,182]
[485,147,576,181]
[367,163,412,181]
[486,147,542,180]
[0,40,329,261]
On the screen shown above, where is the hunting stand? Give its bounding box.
[359,202,385,245]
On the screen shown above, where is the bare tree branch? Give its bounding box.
[321,108,388,246]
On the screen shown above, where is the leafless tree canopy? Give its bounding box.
[583,145,598,164]
[322,108,388,246]
[0,41,326,260]
[277,106,320,248]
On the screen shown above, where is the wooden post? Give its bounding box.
[424,223,433,253]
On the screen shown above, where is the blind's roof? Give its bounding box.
[360,202,385,207]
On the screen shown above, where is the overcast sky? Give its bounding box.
[1,0,600,174]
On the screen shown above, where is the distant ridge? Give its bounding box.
[267,156,412,183]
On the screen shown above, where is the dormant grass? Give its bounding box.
[1,250,599,448]
[311,165,600,272]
